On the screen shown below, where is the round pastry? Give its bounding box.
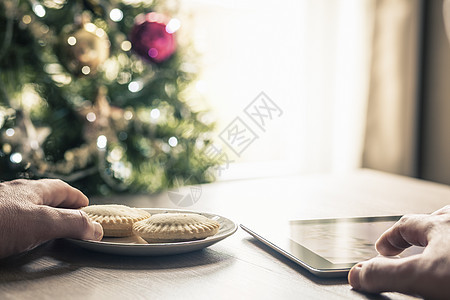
[133,213,220,243]
[82,204,151,237]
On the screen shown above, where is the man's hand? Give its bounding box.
[0,179,103,259]
[348,206,450,299]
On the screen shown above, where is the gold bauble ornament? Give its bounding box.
[64,23,110,76]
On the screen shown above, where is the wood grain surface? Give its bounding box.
[1,169,449,300]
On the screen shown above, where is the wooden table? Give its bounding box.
[1,169,449,299]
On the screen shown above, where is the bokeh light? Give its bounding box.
[148,48,158,58]
[166,18,181,34]
[5,128,15,137]
[84,23,96,33]
[67,36,76,46]
[128,81,142,92]
[150,108,160,119]
[168,136,178,147]
[86,112,96,122]
[110,8,124,22]
[22,15,32,24]
[121,40,132,51]
[32,4,46,18]
[124,110,133,120]
[97,135,107,149]
[81,66,91,75]
[10,152,23,164]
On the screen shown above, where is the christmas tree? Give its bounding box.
[0,0,217,195]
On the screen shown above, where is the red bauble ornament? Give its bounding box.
[130,12,176,63]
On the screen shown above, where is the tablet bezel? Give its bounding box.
[240,215,403,278]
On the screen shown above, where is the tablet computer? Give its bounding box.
[240,215,423,278]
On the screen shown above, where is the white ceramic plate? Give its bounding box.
[66,208,238,256]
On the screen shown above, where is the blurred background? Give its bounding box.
[0,0,449,195]
[180,0,450,185]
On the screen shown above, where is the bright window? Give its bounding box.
[180,0,375,180]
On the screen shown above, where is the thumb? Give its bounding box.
[348,255,422,295]
[39,206,103,242]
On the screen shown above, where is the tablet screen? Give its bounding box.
[241,215,424,277]
[290,219,397,264]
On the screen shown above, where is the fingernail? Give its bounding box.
[348,263,362,290]
[92,221,103,241]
